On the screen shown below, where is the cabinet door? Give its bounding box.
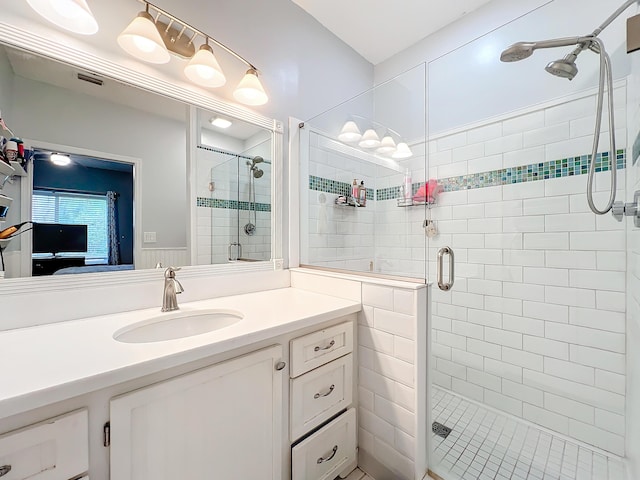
[110,345,283,480]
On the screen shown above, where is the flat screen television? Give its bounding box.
[32,223,88,255]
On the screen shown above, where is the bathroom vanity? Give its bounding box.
[0,288,361,480]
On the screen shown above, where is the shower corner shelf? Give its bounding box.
[0,161,15,178]
[334,197,366,208]
[9,161,27,177]
[397,198,436,208]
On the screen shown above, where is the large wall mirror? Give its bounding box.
[0,38,282,285]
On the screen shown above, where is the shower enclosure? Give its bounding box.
[298,0,639,479]
[196,147,271,264]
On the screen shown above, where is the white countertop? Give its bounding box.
[0,288,361,419]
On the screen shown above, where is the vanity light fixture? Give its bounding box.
[210,117,232,129]
[376,134,396,154]
[117,3,170,64]
[184,39,226,88]
[26,0,99,35]
[50,153,71,166]
[118,1,269,105]
[358,129,381,149]
[337,121,362,143]
[392,142,413,159]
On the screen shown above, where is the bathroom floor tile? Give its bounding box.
[430,387,625,480]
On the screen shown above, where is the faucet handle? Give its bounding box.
[164,266,181,278]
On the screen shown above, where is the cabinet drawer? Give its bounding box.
[292,408,356,480]
[291,354,353,441]
[0,409,88,480]
[290,321,353,377]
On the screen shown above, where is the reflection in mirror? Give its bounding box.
[0,42,274,280]
[195,109,271,265]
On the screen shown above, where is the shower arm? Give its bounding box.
[593,0,638,36]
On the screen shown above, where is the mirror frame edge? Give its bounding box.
[0,21,285,292]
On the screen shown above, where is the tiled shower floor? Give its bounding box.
[430,388,625,480]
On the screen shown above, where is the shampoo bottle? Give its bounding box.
[358,181,367,206]
[403,168,412,199]
[351,179,358,198]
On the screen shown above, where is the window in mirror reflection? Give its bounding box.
[196,108,272,265]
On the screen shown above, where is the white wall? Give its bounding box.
[2,0,373,125]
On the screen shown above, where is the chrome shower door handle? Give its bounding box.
[437,246,455,291]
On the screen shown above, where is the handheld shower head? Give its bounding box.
[500,42,536,62]
[253,168,264,178]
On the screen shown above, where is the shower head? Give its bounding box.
[545,53,579,80]
[500,42,537,62]
[252,156,264,165]
[253,168,264,178]
[500,36,593,63]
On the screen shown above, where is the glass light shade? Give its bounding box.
[358,129,381,149]
[337,121,362,143]
[233,69,268,106]
[117,11,170,64]
[184,44,226,88]
[50,154,71,166]
[26,0,98,35]
[392,142,413,159]
[376,135,397,154]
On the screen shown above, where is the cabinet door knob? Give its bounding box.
[316,445,338,464]
[314,384,335,399]
[0,465,11,477]
[275,361,286,371]
[314,340,335,352]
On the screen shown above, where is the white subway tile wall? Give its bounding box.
[425,87,628,456]
[359,282,424,480]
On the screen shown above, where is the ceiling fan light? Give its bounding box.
[233,68,268,106]
[26,0,99,35]
[337,121,362,143]
[392,142,413,159]
[358,129,381,149]
[50,153,71,166]
[117,11,170,64]
[376,135,397,154]
[185,43,226,88]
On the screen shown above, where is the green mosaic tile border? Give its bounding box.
[197,197,271,212]
[309,175,374,200]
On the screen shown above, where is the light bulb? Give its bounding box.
[358,129,381,149]
[337,121,361,143]
[233,68,268,106]
[185,43,226,88]
[117,11,170,64]
[27,0,98,35]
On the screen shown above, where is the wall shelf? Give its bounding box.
[397,198,435,208]
[0,161,15,177]
[9,161,27,176]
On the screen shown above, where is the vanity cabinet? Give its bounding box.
[0,409,88,480]
[109,345,283,480]
[289,321,356,480]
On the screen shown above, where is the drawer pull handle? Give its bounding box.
[0,465,11,477]
[317,445,338,464]
[314,340,335,352]
[314,384,335,399]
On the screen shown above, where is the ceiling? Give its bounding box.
[290,0,495,64]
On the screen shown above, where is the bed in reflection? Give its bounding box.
[53,264,134,275]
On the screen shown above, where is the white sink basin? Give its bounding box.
[113,309,243,343]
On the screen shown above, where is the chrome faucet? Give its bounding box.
[161,267,184,312]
